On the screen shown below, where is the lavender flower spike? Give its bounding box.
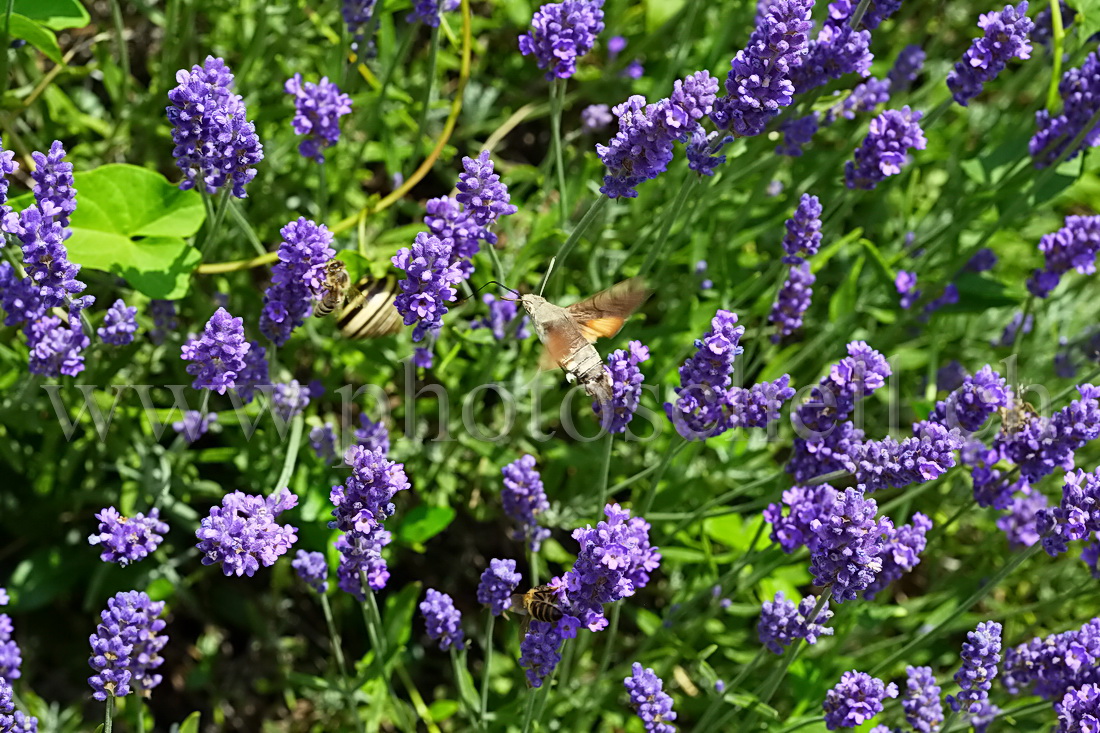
[947,3,1034,107]
[664,309,745,440]
[180,308,250,394]
[392,232,464,342]
[809,487,892,602]
[477,558,522,616]
[501,455,551,551]
[329,445,411,538]
[948,620,1002,713]
[1057,683,1100,732]
[903,666,944,733]
[455,151,518,228]
[292,550,329,594]
[769,260,815,342]
[88,590,168,701]
[518,0,606,80]
[98,299,138,346]
[0,135,19,220]
[195,489,299,577]
[782,193,823,263]
[594,339,650,433]
[1031,52,1100,167]
[624,662,677,733]
[823,670,899,729]
[260,218,335,346]
[88,507,169,567]
[420,588,465,651]
[520,617,578,687]
[758,591,834,654]
[1026,215,1100,297]
[845,106,927,190]
[284,74,353,163]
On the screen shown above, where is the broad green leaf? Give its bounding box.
[8,14,62,64]
[427,700,459,723]
[335,249,371,284]
[383,581,422,649]
[176,711,201,733]
[1070,0,1100,43]
[14,0,89,30]
[394,504,456,546]
[646,0,687,30]
[829,255,864,321]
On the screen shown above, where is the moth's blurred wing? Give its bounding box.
[537,324,573,370]
[566,277,649,343]
[338,275,404,338]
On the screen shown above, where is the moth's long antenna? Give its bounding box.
[538,257,557,298]
[454,280,520,305]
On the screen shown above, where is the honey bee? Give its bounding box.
[314,260,352,317]
[510,584,564,624]
[998,389,1039,435]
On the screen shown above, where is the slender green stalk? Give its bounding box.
[925,497,977,545]
[417,24,442,144]
[136,699,146,733]
[199,190,232,257]
[847,0,872,29]
[549,79,569,224]
[485,240,506,283]
[318,161,328,225]
[941,707,961,732]
[274,415,304,490]
[636,438,686,515]
[596,432,614,516]
[529,547,540,588]
[0,0,17,97]
[552,194,609,278]
[870,542,1043,676]
[727,646,768,695]
[109,0,131,108]
[104,695,115,733]
[1047,0,1066,111]
[479,613,495,728]
[531,661,560,730]
[520,688,538,733]
[450,646,475,723]
[321,593,364,732]
[637,174,697,279]
[595,601,622,679]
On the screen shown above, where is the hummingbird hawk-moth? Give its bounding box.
[517,278,649,406]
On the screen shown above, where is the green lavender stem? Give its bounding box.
[320,592,363,732]
[636,438,687,515]
[199,189,232,257]
[274,415,303,490]
[637,174,697,279]
[1047,0,1066,111]
[104,695,115,733]
[520,687,538,733]
[479,612,495,728]
[318,161,328,225]
[552,194,609,279]
[596,432,614,516]
[549,79,569,224]
[417,24,442,144]
[0,0,16,97]
[751,587,833,718]
[109,0,131,108]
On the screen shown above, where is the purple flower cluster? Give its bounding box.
[929,364,1009,432]
[782,194,823,263]
[624,663,677,733]
[724,375,796,429]
[997,489,1048,547]
[292,550,329,594]
[1026,215,1100,297]
[597,70,719,198]
[0,136,16,219]
[235,341,269,403]
[407,0,458,27]
[1032,52,1100,167]
[88,507,169,566]
[1038,467,1100,556]
[501,455,552,551]
[0,675,37,733]
[845,107,927,189]
[519,617,579,687]
[809,488,892,602]
[770,260,816,343]
[757,591,834,654]
[594,340,649,433]
[166,56,263,198]
[765,483,839,553]
[711,0,814,136]
[903,665,944,733]
[1057,684,1100,733]
[455,150,518,228]
[392,233,465,342]
[793,340,891,438]
[195,489,299,577]
[664,309,744,439]
[560,503,660,631]
[260,218,335,345]
[921,282,959,318]
[477,558,522,616]
[310,424,338,462]
[87,591,168,701]
[172,410,217,443]
[97,299,138,346]
[849,421,962,493]
[686,127,734,176]
[863,512,932,599]
[284,74,352,163]
[420,588,465,651]
[8,200,86,311]
[355,413,390,455]
[471,294,531,341]
[422,196,484,279]
[581,103,612,131]
[272,380,310,422]
[948,620,1002,713]
[0,590,21,680]
[180,308,251,393]
[997,384,1100,485]
[888,45,927,94]
[947,2,1034,106]
[896,270,920,309]
[827,0,903,31]
[789,22,872,96]
[519,0,605,80]
[342,0,378,54]
[329,445,411,538]
[26,316,90,377]
[336,529,391,599]
[822,670,898,729]
[148,300,178,344]
[1003,618,1100,699]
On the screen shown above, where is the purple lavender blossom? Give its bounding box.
[235,341,268,403]
[948,620,1002,714]
[621,60,644,79]
[776,113,820,156]
[845,106,927,189]
[1027,215,1100,297]
[997,489,1047,548]
[888,45,926,94]
[594,340,649,433]
[520,617,578,687]
[827,0,904,30]
[342,0,378,54]
[518,0,606,80]
[195,489,299,577]
[664,309,745,440]
[284,74,352,163]
[758,591,834,654]
[607,35,626,57]
[994,310,1034,346]
[560,503,660,631]
[863,512,932,599]
[1039,467,1100,556]
[765,483,839,553]
[1083,538,1100,578]
[826,77,891,123]
[172,410,216,443]
[272,380,310,422]
[0,606,20,680]
[0,262,44,326]
[947,3,1034,107]
[455,151,518,228]
[392,232,464,342]
[793,341,892,436]
[87,591,168,701]
[477,558,522,616]
[423,195,488,276]
[997,384,1100,486]
[148,300,178,344]
[336,529,391,599]
[1031,52,1100,167]
[770,260,815,342]
[420,588,465,651]
[686,126,733,176]
[966,248,998,272]
[355,413,390,454]
[850,421,962,493]
[809,488,892,602]
[180,308,250,394]
[789,23,873,95]
[1057,684,1100,733]
[88,507,169,567]
[166,56,263,198]
[0,675,37,732]
[501,455,551,551]
[260,218,335,346]
[29,139,76,226]
[311,424,338,462]
[903,665,944,733]
[1003,617,1100,699]
[407,0,458,26]
[581,103,613,131]
[822,670,899,729]
[712,0,814,136]
[471,294,531,341]
[292,550,329,594]
[0,136,17,220]
[695,260,713,290]
[413,346,433,369]
[329,445,410,538]
[938,361,968,392]
[896,270,920,309]
[97,299,138,346]
[624,663,677,733]
[8,204,86,310]
[782,193,822,264]
[929,365,1009,432]
[26,315,89,377]
[922,283,959,317]
[723,375,796,430]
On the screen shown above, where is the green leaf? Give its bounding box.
[1070,0,1100,42]
[24,164,205,299]
[383,581,422,649]
[394,505,457,546]
[176,711,201,733]
[13,0,89,30]
[427,699,459,723]
[335,249,371,284]
[829,255,865,321]
[937,272,1023,313]
[645,0,687,30]
[7,14,62,64]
